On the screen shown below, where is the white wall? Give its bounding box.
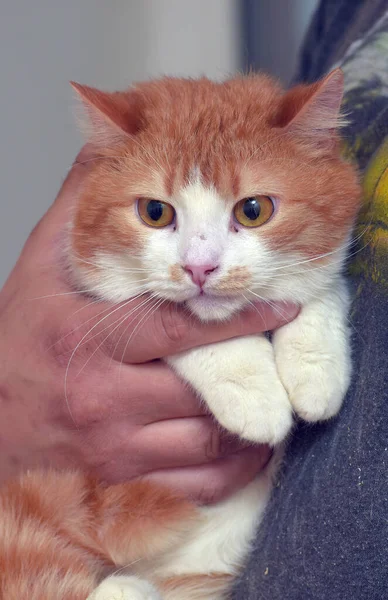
[0,0,239,284]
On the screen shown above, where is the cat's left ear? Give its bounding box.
[274,68,345,150]
[70,82,142,147]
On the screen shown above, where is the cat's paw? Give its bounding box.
[274,328,351,422]
[212,376,293,445]
[90,576,161,600]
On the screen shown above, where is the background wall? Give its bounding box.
[242,0,318,83]
[0,0,316,285]
[0,0,238,284]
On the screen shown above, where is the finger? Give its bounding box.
[123,362,205,421]
[111,300,300,363]
[134,417,248,469]
[80,416,257,485]
[144,445,272,504]
[56,352,205,428]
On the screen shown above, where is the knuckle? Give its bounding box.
[79,426,140,482]
[47,315,106,372]
[157,304,190,348]
[77,428,115,469]
[203,428,244,462]
[45,316,113,428]
[66,386,107,428]
[79,444,111,476]
[204,427,223,461]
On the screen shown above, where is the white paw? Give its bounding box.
[90,576,161,600]
[274,329,351,423]
[211,375,293,445]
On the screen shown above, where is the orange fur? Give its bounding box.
[169,264,185,283]
[0,471,198,599]
[213,266,251,292]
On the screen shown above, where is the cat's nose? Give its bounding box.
[184,264,218,287]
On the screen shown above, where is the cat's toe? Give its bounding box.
[90,576,161,600]
[240,397,293,444]
[215,379,293,445]
[277,355,350,422]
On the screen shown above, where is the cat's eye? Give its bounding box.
[233,195,274,228]
[137,198,175,228]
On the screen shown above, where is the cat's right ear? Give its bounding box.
[273,69,345,152]
[70,82,142,147]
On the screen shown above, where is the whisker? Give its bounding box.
[75,294,157,377]
[251,231,371,283]
[71,253,149,273]
[118,297,166,398]
[63,296,144,426]
[74,155,126,166]
[29,290,94,300]
[252,238,371,285]
[71,294,149,354]
[246,289,291,323]
[345,312,367,346]
[242,293,268,325]
[120,297,165,362]
[107,557,143,579]
[45,288,147,353]
[108,293,160,369]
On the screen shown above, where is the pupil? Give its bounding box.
[243,198,261,220]
[147,200,163,221]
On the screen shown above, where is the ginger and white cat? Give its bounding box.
[0,70,360,599]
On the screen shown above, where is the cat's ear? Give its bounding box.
[70,82,142,146]
[274,69,345,150]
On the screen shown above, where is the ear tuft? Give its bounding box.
[70,82,142,146]
[274,69,346,149]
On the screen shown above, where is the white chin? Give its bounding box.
[186,295,246,322]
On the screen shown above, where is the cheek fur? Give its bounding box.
[212,266,251,292]
[72,202,146,262]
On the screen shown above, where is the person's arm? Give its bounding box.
[0,155,298,503]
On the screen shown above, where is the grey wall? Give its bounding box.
[242,0,318,83]
[0,0,238,284]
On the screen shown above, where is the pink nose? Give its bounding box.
[184,264,218,287]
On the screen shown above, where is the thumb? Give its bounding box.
[110,300,300,363]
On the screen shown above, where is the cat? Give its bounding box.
[0,69,360,600]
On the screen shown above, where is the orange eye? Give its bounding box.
[137,198,175,228]
[233,195,274,228]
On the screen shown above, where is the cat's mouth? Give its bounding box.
[185,291,246,321]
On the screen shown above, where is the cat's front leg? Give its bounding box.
[168,335,293,445]
[273,278,352,422]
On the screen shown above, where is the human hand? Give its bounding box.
[0,152,298,503]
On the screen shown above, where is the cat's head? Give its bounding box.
[70,71,360,321]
